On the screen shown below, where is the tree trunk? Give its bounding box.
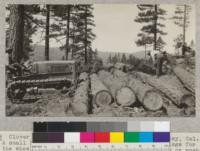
[173,66,195,94]
[84,6,88,64]
[90,73,112,107]
[154,5,158,51]
[45,5,50,61]
[71,79,89,116]
[71,26,75,59]
[8,5,25,63]
[183,5,186,44]
[135,72,195,107]
[65,5,71,60]
[98,70,136,106]
[128,75,163,111]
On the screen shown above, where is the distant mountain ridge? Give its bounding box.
[97,50,146,63]
[30,45,146,62]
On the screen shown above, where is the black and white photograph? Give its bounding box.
[5,4,195,117]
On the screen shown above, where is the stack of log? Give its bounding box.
[98,70,136,107]
[111,70,163,111]
[71,66,195,117]
[135,71,195,108]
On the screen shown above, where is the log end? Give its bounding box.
[143,90,163,111]
[116,87,136,106]
[94,90,113,107]
[71,102,88,116]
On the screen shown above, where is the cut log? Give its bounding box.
[135,72,195,107]
[98,70,136,106]
[173,66,195,94]
[115,87,136,106]
[128,76,163,111]
[71,79,89,116]
[111,70,163,110]
[90,74,113,107]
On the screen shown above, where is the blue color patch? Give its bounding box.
[139,132,153,142]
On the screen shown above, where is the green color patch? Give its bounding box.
[124,132,139,142]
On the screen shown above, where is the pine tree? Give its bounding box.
[51,5,72,60]
[66,5,95,63]
[157,36,166,51]
[173,34,183,50]
[108,53,112,63]
[23,5,40,60]
[135,5,167,51]
[121,53,127,63]
[172,5,191,44]
[112,54,118,64]
[48,5,96,63]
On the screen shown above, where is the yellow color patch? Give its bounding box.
[110,132,124,143]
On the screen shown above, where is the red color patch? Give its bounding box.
[95,132,110,143]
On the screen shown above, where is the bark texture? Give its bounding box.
[8,5,25,63]
[173,66,195,94]
[71,79,89,116]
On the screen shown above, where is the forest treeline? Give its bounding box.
[6,4,193,65]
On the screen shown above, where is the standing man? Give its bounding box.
[146,51,153,65]
[182,42,187,57]
[156,51,168,77]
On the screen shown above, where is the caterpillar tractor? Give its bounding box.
[6,60,78,102]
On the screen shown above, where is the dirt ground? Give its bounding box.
[6,89,73,117]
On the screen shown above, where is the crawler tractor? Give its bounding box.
[6,60,78,102]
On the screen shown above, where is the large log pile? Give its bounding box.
[90,74,113,107]
[71,73,90,116]
[135,72,195,108]
[173,66,195,94]
[98,70,136,106]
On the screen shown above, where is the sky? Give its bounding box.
[31,4,195,54]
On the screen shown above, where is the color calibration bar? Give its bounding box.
[33,121,170,143]
[33,131,170,143]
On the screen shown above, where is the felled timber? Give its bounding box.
[71,79,89,116]
[173,66,195,94]
[98,70,136,106]
[128,76,163,111]
[135,72,195,107]
[90,73,113,107]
